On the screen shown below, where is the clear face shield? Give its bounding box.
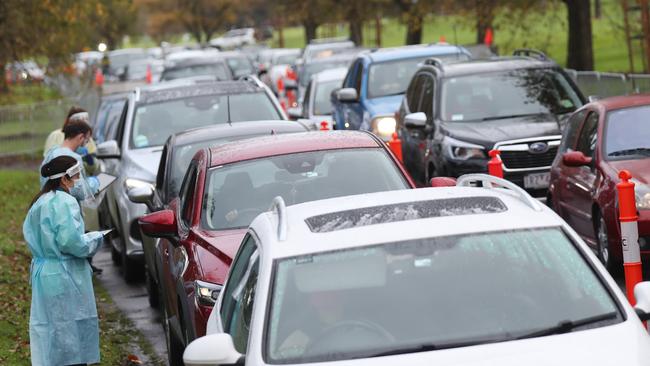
[48,162,95,203]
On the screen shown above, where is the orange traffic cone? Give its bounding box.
[145,64,152,84]
[389,132,403,163]
[488,150,503,178]
[94,69,104,87]
[439,35,446,43]
[484,28,494,46]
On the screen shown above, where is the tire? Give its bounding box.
[145,263,159,308]
[163,302,185,366]
[596,212,619,274]
[111,241,122,265]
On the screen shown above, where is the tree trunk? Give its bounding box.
[405,14,423,45]
[375,14,382,47]
[348,3,363,46]
[303,20,318,44]
[564,0,594,70]
[594,0,601,18]
[475,0,494,44]
[0,63,8,94]
[278,22,285,48]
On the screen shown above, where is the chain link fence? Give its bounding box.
[0,75,100,159]
[566,69,650,97]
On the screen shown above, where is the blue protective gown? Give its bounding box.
[40,146,99,193]
[23,189,103,366]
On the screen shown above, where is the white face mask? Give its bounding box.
[69,178,86,200]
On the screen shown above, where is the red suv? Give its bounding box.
[138,131,415,365]
[548,94,650,272]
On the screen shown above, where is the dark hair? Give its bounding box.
[63,119,92,140]
[63,106,87,130]
[29,155,78,208]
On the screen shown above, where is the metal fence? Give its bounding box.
[0,75,100,159]
[567,69,650,97]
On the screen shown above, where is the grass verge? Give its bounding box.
[0,170,162,365]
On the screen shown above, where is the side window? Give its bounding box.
[407,75,425,113]
[156,145,168,192]
[227,254,259,353]
[178,164,197,227]
[353,63,362,94]
[560,110,587,153]
[418,76,435,122]
[576,112,599,158]
[302,81,312,118]
[342,60,359,89]
[115,101,129,146]
[221,235,258,330]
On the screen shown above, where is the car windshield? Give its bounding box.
[605,105,650,159]
[109,52,147,70]
[161,63,230,81]
[202,148,408,230]
[266,228,620,364]
[301,61,351,87]
[226,57,255,78]
[367,54,468,99]
[440,68,582,122]
[313,80,342,115]
[130,93,281,149]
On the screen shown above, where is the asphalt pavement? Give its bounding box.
[94,242,169,365]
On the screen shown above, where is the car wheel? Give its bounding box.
[111,239,122,266]
[162,302,185,366]
[596,213,617,273]
[145,263,159,308]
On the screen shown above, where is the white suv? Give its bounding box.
[184,174,650,366]
[209,28,256,50]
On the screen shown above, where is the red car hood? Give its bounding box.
[608,158,650,184]
[193,228,247,285]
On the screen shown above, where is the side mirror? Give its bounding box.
[287,106,302,120]
[588,95,600,103]
[138,209,176,238]
[430,176,457,187]
[96,140,120,159]
[336,87,358,103]
[634,282,650,322]
[127,186,155,211]
[562,151,592,167]
[404,112,427,128]
[184,333,244,366]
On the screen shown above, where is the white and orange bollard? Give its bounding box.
[488,149,503,178]
[617,170,643,305]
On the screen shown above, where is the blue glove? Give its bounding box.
[82,153,95,166]
[76,146,89,156]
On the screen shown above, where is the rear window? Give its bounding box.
[161,63,231,81]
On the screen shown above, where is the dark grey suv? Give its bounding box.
[397,49,586,197]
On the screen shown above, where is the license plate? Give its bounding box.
[523,172,550,189]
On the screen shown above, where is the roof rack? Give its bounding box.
[238,74,265,88]
[456,174,543,211]
[423,57,444,69]
[270,196,287,241]
[512,48,549,61]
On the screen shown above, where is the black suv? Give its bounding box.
[397,49,586,196]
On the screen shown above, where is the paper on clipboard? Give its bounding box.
[96,173,117,193]
[99,228,114,236]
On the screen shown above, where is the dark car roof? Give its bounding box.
[208,131,381,167]
[593,94,650,111]
[171,120,309,147]
[432,57,558,77]
[137,80,261,105]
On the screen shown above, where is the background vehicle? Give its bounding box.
[160,58,233,82]
[293,67,347,129]
[139,131,415,365]
[209,28,256,50]
[130,120,309,309]
[397,49,585,193]
[92,92,129,144]
[332,44,470,140]
[107,48,149,80]
[296,51,359,108]
[549,94,650,271]
[300,39,356,64]
[187,175,650,366]
[125,58,164,82]
[217,51,257,78]
[96,79,287,282]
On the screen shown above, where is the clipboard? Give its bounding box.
[96,173,117,194]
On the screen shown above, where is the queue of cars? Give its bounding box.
[88,38,650,366]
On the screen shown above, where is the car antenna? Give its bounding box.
[453,24,459,60]
[227,95,232,125]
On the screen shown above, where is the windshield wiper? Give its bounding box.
[515,311,618,340]
[480,113,546,121]
[368,338,504,358]
[608,147,650,157]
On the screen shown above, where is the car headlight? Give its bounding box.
[124,178,154,191]
[195,280,223,307]
[633,180,650,210]
[371,116,396,139]
[443,136,486,160]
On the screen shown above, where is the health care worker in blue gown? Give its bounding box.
[40,114,99,196]
[23,155,108,366]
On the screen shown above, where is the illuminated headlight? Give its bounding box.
[124,178,154,191]
[443,136,486,160]
[371,116,396,139]
[195,280,223,307]
[634,181,650,210]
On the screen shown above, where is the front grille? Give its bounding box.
[500,146,558,170]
